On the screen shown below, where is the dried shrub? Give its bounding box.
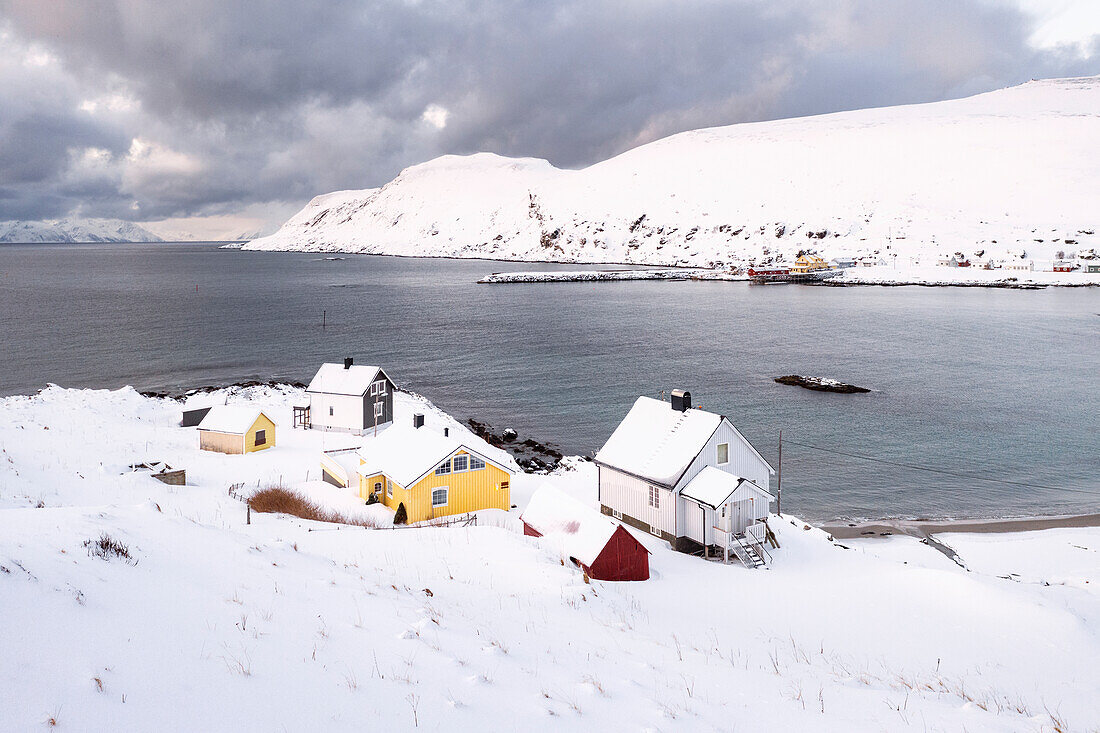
[248,486,381,528]
[84,533,136,565]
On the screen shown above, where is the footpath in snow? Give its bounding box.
[2,385,1098,731]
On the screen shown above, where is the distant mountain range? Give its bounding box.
[247,76,1100,267]
[0,218,164,243]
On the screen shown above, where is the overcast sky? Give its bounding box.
[1,0,1098,238]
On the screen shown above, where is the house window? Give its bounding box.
[374,402,384,418]
[649,525,662,537]
[717,442,729,465]
[370,379,387,396]
[387,481,393,498]
[648,485,660,509]
[500,480,509,491]
[373,481,382,494]
[452,454,468,472]
[254,429,266,446]
[435,460,451,476]
[432,487,448,507]
[329,406,334,416]
[612,509,622,520]
[469,455,485,471]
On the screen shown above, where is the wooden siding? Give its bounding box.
[674,419,771,531]
[598,466,676,535]
[365,378,395,430]
[408,452,511,523]
[199,430,244,454]
[244,414,276,453]
[309,393,369,433]
[362,451,511,524]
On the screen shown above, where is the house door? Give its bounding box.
[732,499,755,534]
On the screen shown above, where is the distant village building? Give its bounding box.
[830,257,856,269]
[790,255,830,274]
[357,415,514,524]
[198,407,276,455]
[522,485,650,581]
[297,359,394,435]
[1053,260,1077,272]
[594,391,774,565]
[1003,260,1033,271]
[1085,262,1100,273]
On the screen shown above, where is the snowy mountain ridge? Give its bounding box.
[247,76,1100,267]
[0,218,164,243]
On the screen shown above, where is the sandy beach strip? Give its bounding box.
[819,513,1100,540]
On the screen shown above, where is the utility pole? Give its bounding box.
[777,430,783,516]
[322,310,326,329]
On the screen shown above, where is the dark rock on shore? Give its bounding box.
[140,379,308,401]
[465,418,564,472]
[774,375,870,394]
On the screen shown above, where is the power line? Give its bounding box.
[782,439,1100,497]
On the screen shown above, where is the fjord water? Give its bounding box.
[1,242,1097,521]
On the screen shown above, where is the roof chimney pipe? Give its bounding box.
[344,357,353,370]
[413,413,425,429]
[671,389,691,412]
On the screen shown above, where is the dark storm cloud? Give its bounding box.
[0,1,1097,225]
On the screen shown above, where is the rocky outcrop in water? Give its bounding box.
[774,375,870,393]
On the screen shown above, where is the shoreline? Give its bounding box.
[819,513,1100,539]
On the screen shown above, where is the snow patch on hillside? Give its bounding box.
[249,77,1100,272]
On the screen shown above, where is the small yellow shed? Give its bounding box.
[197,406,276,455]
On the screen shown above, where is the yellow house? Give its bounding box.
[197,406,276,455]
[356,421,514,524]
[790,255,831,274]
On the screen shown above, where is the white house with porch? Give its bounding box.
[294,359,395,436]
[594,390,775,567]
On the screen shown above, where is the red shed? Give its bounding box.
[521,485,650,581]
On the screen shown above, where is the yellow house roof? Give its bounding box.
[198,406,273,434]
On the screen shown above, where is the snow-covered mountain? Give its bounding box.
[248,76,1100,266]
[0,218,164,243]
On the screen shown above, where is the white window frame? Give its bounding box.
[431,487,448,508]
[374,402,384,418]
[649,524,662,537]
[386,480,393,498]
[370,379,387,397]
[452,454,468,473]
[648,485,660,509]
[612,509,623,520]
[435,460,451,476]
[468,455,485,471]
[717,442,730,465]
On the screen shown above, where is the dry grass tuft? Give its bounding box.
[83,533,136,564]
[248,486,381,528]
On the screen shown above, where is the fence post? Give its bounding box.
[247,504,251,525]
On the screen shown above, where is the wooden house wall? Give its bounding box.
[598,466,676,536]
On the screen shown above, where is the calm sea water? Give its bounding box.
[1,242,1097,521]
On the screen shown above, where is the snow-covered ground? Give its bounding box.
[248,76,1100,285]
[2,386,1098,731]
[478,268,746,283]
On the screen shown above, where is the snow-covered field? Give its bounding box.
[248,76,1100,286]
[2,386,1098,731]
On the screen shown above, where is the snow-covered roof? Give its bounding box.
[307,363,389,396]
[594,396,721,487]
[198,405,271,434]
[680,466,773,509]
[356,422,511,488]
[521,485,645,566]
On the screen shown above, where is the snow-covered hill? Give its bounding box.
[0,218,164,243]
[248,76,1100,267]
[2,385,1099,731]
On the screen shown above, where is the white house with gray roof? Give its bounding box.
[594,390,775,565]
[297,359,395,435]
